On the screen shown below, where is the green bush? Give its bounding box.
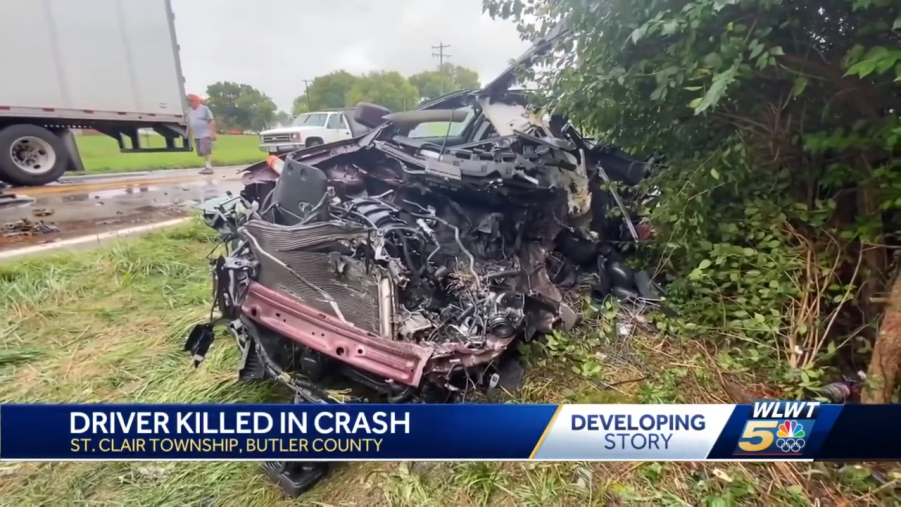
[486,0,901,400]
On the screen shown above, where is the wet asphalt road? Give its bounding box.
[0,167,245,254]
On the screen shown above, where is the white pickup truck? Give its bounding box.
[259,108,370,154]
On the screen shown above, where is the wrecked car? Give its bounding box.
[186,23,664,496]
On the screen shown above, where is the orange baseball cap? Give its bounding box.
[187,94,203,102]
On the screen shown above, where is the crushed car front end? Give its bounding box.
[185,23,667,495]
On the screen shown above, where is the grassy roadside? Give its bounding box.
[0,219,897,506]
[75,135,263,173]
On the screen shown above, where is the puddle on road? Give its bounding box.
[57,179,227,203]
[0,177,243,251]
[18,180,239,212]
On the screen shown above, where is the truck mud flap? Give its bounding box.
[260,461,330,498]
[183,323,215,367]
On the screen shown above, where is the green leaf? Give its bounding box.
[703,52,724,69]
[864,46,889,59]
[710,168,720,180]
[894,17,901,30]
[876,56,897,74]
[684,86,703,91]
[698,259,712,269]
[689,97,703,109]
[630,25,648,44]
[749,40,764,59]
[769,46,785,56]
[791,76,808,97]
[693,67,737,113]
[847,59,877,77]
[857,60,878,77]
[662,20,679,35]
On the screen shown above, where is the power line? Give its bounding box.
[431,43,452,95]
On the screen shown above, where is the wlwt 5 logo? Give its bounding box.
[734,401,818,457]
[735,419,808,456]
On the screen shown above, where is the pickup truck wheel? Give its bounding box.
[305,138,323,147]
[0,125,69,186]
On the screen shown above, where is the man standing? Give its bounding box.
[187,94,216,175]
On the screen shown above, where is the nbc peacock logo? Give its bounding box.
[775,420,806,453]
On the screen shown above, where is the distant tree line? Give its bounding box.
[193,82,277,132]
[291,64,480,115]
[193,64,480,131]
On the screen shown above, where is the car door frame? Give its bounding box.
[325,112,352,142]
[336,112,354,140]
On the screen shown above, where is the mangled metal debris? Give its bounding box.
[187,25,668,402]
[3,218,60,237]
[184,21,668,497]
[190,100,663,393]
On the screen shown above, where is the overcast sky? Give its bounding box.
[171,0,531,111]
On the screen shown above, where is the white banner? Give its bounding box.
[532,404,736,460]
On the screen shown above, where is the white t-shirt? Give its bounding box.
[189,105,214,139]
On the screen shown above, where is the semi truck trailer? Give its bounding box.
[0,0,191,186]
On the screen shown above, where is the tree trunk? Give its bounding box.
[863,271,901,403]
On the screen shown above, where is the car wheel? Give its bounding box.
[0,125,69,186]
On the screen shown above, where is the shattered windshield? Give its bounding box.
[407,107,476,138]
[291,113,329,127]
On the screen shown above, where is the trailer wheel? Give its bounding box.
[0,124,69,186]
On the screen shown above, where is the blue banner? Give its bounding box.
[1,403,899,461]
[706,401,841,459]
[0,404,557,460]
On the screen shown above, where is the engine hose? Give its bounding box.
[392,230,422,285]
[259,190,275,217]
[346,210,419,235]
[299,191,331,225]
[387,388,415,403]
[409,211,480,290]
[486,269,522,280]
[426,302,478,342]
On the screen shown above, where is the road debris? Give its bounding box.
[0,192,36,210]
[3,218,60,237]
[31,208,54,217]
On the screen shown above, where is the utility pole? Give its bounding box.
[431,42,451,95]
[300,79,313,110]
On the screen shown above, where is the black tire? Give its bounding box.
[305,138,323,147]
[0,124,69,186]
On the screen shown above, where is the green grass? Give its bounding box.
[75,134,263,173]
[0,219,898,506]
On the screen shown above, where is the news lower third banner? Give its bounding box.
[0,403,899,461]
